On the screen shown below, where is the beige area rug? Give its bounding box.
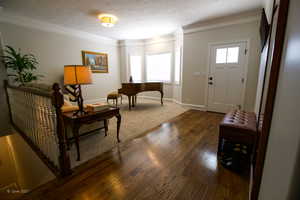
[69,98,187,167]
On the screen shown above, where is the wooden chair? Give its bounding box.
[107,91,122,107]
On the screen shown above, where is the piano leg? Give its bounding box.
[128,95,131,110]
[132,95,135,107]
[160,91,164,105]
[135,95,137,105]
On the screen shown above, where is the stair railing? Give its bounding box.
[4,81,71,177]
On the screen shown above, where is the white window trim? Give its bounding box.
[174,47,182,85]
[145,51,173,84]
[128,54,144,82]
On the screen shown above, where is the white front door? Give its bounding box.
[207,42,248,113]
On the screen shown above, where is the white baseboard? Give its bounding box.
[139,96,174,102]
[139,96,207,111]
[172,99,182,105]
[180,103,207,111]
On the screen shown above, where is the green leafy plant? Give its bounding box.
[2,45,42,85]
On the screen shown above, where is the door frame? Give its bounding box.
[251,0,290,199]
[205,39,250,112]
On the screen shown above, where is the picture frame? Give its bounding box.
[81,50,108,73]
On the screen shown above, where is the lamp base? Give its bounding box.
[72,85,87,116]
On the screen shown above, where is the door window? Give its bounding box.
[216,47,239,64]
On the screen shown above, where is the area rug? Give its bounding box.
[69,98,187,167]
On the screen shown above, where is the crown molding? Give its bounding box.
[119,35,176,47]
[0,12,118,46]
[145,37,175,46]
[119,40,145,47]
[184,16,260,34]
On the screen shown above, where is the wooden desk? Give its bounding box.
[63,107,121,161]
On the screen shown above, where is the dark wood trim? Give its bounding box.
[257,3,276,124]
[52,83,72,177]
[251,0,290,199]
[4,80,13,125]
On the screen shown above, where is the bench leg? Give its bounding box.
[217,136,223,157]
[104,119,108,136]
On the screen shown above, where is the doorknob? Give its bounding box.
[208,82,213,85]
[209,77,213,80]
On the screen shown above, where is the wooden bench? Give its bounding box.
[218,110,257,157]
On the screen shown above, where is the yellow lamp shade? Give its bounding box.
[64,65,93,85]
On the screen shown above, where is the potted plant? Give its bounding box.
[2,45,42,86]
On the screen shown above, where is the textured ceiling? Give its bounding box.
[0,0,263,40]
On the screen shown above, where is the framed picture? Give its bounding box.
[81,51,108,73]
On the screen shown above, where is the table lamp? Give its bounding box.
[64,65,92,115]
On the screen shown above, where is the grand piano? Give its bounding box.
[118,82,164,110]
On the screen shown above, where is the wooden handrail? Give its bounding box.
[5,82,53,98]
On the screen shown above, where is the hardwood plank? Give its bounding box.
[24,110,249,200]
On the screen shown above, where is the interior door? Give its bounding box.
[207,42,247,113]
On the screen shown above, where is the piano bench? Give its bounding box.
[107,92,122,107]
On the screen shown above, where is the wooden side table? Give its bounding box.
[63,107,121,161]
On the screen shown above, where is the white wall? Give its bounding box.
[255,0,277,115]
[7,133,55,191]
[182,20,261,111]
[254,45,268,114]
[0,22,121,103]
[0,136,18,190]
[0,134,54,192]
[264,0,274,22]
[258,0,300,199]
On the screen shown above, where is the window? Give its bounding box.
[174,48,181,83]
[216,47,239,64]
[129,55,142,82]
[146,53,172,82]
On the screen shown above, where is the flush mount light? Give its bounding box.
[98,14,118,28]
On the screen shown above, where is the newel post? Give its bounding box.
[52,83,72,177]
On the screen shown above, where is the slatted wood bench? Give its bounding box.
[218,110,257,157]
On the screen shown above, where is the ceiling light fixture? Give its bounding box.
[98,14,118,28]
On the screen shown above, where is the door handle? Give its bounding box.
[209,77,213,80]
[208,82,213,85]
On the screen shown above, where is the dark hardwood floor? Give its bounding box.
[24,110,249,200]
